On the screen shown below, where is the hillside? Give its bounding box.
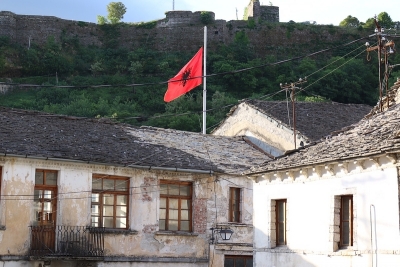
[0,10,399,132]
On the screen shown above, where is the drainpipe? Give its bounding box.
[370,204,378,267]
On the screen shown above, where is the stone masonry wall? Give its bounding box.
[0,10,360,59]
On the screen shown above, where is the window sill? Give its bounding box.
[88,227,138,235]
[333,247,358,256]
[217,222,253,228]
[155,231,199,237]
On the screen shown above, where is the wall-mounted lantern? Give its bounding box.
[210,227,233,244]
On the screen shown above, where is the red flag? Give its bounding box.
[164,47,203,102]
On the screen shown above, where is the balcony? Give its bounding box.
[29,225,104,258]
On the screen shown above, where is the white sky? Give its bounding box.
[1,0,398,25]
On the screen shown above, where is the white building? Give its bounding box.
[246,80,400,266]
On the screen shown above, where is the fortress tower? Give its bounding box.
[245,0,279,22]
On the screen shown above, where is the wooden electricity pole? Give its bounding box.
[280,78,307,149]
[366,17,396,111]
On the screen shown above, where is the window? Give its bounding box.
[340,195,353,247]
[224,255,253,267]
[34,169,58,226]
[229,187,241,222]
[159,181,192,231]
[91,174,129,229]
[275,199,287,246]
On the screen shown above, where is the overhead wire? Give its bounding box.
[0,35,371,90]
[0,38,382,204]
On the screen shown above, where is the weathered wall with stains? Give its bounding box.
[0,156,253,266]
[212,102,308,155]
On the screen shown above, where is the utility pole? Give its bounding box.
[280,78,307,150]
[236,8,238,20]
[173,0,175,11]
[366,16,396,111]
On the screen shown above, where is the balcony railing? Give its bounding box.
[29,225,104,257]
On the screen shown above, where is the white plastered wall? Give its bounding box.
[253,156,400,267]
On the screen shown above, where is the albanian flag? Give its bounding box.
[164,47,203,102]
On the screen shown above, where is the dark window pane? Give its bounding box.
[159,220,165,230]
[35,172,44,185]
[278,202,285,222]
[45,172,57,185]
[103,179,114,190]
[160,184,168,194]
[180,185,190,196]
[224,258,234,267]
[169,220,178,231]
[160,198,166,209]
[246,258,253,267]
[116,218,126,228]
[181,221,189,231]
[115,180,128,191]
[169,184,179,195]
[103,217,113,228]
[236,258,244,266]
[92,178,102,190]
[342,222,350,245]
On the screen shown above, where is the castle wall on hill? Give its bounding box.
[0,10,361,60]
[0,11,102,48]
[158,11,215,27]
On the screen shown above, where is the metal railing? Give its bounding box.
[29,225,104,257]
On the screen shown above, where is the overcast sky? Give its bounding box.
[1,0,398,25]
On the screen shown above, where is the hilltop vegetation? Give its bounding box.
[0,21,399,132]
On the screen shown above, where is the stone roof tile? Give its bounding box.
[0,107,270,174]
[245,100,371,141]
[247,102,400,174]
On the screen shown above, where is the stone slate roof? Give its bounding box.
[247,102,400,174]
[0,107,270,174]
[244,100,372,142]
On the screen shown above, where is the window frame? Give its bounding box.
[91,174,130,229]
[224,255,253,267]
[275,199,287,246]
[229,187,241,223]
[159,180,193,232]
[340,195,353,248]
[34,169,58,226]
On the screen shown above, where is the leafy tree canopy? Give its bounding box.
[339,15,360,28]
[97,2,127,24]
[377,12,393,29]
[107,2,127,24]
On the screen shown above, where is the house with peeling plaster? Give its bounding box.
[246,79,400,267]
[0,107,271,267]
[212,100,371,157]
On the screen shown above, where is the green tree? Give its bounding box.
[377,12,393,29]
[97,15,108,25]
[339,15,360,28]
[362,18,375,29]
[107,2,127,24]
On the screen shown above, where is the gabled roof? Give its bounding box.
[243,100,371,141]
[0,107,270,174]
[246,101,400,175]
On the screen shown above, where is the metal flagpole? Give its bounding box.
[202,26,207,134]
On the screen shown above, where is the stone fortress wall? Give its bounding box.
[0,2,279,54]
[0,3,370,59]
